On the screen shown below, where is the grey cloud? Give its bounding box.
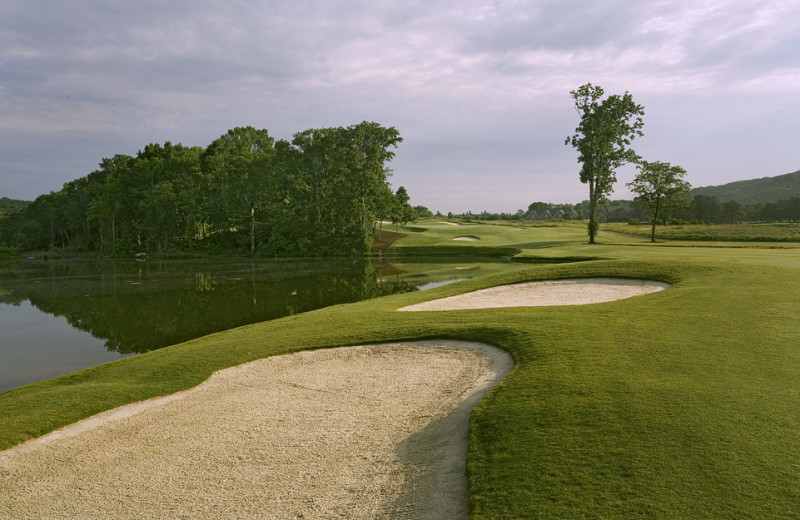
[459,0,647,53]
[1,0,798,209]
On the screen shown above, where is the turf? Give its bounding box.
[2,221,799,518]
[604,221,800,243]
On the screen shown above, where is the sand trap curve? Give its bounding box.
[0,341,512,519]
[398,278,669,311]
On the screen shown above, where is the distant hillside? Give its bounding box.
[690,169,800,204]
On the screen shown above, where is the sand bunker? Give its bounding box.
[0,341,512,519]
[398,278,669,311]
[453,236,479,241]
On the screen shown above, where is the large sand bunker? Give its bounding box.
[0,341,512,519]
[398,278,669,311]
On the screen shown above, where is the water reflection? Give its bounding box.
[0,256,520,392]
[0,258,415,356]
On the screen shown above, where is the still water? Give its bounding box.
[0,256,519,393]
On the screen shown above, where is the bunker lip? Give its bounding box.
[0,341,512,520]
[397,277,669,311]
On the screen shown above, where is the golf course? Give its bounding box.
[2,220,799,518]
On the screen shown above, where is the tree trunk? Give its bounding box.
[650,200,660,243]
[588,179,598,244]
[250,205,255,252]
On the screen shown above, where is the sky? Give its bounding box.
[1,0,799,213]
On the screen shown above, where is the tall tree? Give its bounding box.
[202,127,275,251]
[565,83,645,243]
[627,160,691,242]
[290,122,402,255]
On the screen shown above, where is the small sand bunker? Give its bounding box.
[397,278,669,311]
[440,221,459,226]
[0,341,512,520]
[453,236,479,241]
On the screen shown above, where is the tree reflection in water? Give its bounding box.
[0,257,417,355]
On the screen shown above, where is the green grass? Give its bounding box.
[2,221,799,518]
[605,221,800,242]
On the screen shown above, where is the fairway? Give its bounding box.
[1,221,799,518]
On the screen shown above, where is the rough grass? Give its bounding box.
[605,221,800,242]
[2,223,799,518]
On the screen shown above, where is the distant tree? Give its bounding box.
[372,186,396,240]
[690,195,721,224]
[627,160,691,242]
[0,197,30,213]
[783,197,800,221]
[720,200,743,224]
[760,196,800,222]
[413,205,434,219]
[392,186,416,231]
[565,83,645,244]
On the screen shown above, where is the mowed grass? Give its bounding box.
[2,222,799,518]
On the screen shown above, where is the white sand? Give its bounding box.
[0,278,669,518]
[453,236,479,241]
[0,341,512,520]
[397,278,669,311]
[440,221,459,226]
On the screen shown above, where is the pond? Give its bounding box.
[0,256,521,393]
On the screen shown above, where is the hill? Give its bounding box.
[690,169,800,204]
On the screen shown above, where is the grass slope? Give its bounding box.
[2,221,799,518]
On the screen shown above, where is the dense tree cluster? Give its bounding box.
[688,195,800,224]
[0,197,29,213]
[0,122,405,256]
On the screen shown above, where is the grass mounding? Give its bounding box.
[2,222,799,518]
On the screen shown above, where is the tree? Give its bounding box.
[0,122,402,257]
[720,200,743,224]
[202,127,275,252]
[627,160,691,242]
[413,205,434,219]
[565,83,645,243]
[289,122,402,255]
[391,186,416,231]
[690,195,721,224]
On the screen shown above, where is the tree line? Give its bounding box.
[453,195,800,226]
[682,194,800,224]
[0,122,416,256]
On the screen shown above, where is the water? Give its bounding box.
[0,256,519,393]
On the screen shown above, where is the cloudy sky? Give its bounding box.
[1,0,798,213]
